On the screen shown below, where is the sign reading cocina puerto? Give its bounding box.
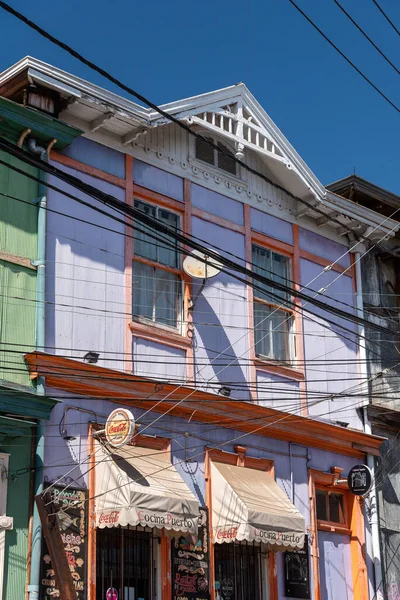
[105,408,135,448]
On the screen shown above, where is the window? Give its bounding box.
[316,489,346,525]
[96,526,160,600]
[214,542,266,600]
[132,199,182,329]
[195,136,237,175]
[252,244,294,362]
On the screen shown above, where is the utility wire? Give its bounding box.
[371,0,400,38]
[0,0,395,245]
[288,0,400,114]
[333,0,400,76]
[0,141,394,337]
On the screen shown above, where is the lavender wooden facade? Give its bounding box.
[1,57,398,600]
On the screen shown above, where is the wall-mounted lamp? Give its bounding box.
[218,386,231,398]
[83,351,100,364]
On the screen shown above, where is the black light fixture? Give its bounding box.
[218,386,231,398]
[83,351,100,364]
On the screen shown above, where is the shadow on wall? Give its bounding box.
[45,168,125,366]
[192,278,249,401]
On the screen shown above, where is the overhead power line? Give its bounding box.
[0,139,394,338]
[333,0,400,76]
[371,0,400,38]
[0,0,393,245]
[288,0,400,114]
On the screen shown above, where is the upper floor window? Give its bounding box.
[195,136,237,176]
[252,244,294,362]
[316,489,346,525]
[132,199,182,330]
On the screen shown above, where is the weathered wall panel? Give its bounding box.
[300,258,361,429]
[0,150,38,259]
[299,227,351,268]
[133,159,184,201]
[46,164,125,371]
[191,184,244,225]
[250,207,293,244]
[0,261,36,386]
[132,337,186,381]
[191,217,249,398]
[2,432,32,600]
[318,531,353,600]
[62,136,125,178]
[256,370,300,412]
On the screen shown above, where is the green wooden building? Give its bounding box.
[0,95,81,600]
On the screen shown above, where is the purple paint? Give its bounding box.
[191,183,244,225]
[133,159,184,201]
[251,207,293,244]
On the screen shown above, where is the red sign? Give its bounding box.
[106,588,118,600]
[105,408,135,448]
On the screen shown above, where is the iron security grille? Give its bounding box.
[96,526,160,600]
[214,542,265,600]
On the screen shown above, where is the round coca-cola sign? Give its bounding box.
[105,408,135,448]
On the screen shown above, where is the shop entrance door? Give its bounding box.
[214,542,268,600]
[318,532,353,600]
[96,527,160,600]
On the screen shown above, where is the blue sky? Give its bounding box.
[1,0,400,193]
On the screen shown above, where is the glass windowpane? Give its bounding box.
[134,199,180,268]
[132,261,154,321]
[155,269,181,328]
[329,493,345,524]
[316,490,328,521]
[252,244,290,302]
[133,200,157,262]
[254,302,293,361]
[133,261,181,329]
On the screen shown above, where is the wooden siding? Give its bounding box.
[2,432,32,600]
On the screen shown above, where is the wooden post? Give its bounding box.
[35,492,77,600]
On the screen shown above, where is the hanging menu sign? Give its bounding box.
[284,535,311,599]
[172,507,210,600]
[39,485,87,600]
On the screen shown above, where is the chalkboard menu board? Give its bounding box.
[172,507,210,600]
[39,485,87,600]
[284,535,311,599]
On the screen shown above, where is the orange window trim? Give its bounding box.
[205,447,277,600]
[299,249,352,276]
[130,188,192,350]
[88,424,97,600]
[51,151,126,189]
[309,467,368,600]
[250,231,303,382]
[133,184,185,212]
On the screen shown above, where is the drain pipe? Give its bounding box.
[354,251,383,600]
[27,138,48,600]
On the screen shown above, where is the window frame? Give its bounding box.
[131,196,185,334]
[315,487,348,530]
[195,134,238,176]
[189,131,245,184]
[251,240,296,366]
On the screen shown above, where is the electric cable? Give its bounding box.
[332,0,400,76]
[288,0,400,114]
[371,0,400,38]
[0,0,394,246]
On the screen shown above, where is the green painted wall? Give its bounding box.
[0,261,36,386]
[0,150,38,258]
[2,431,32,600]
[0,150,39,387]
